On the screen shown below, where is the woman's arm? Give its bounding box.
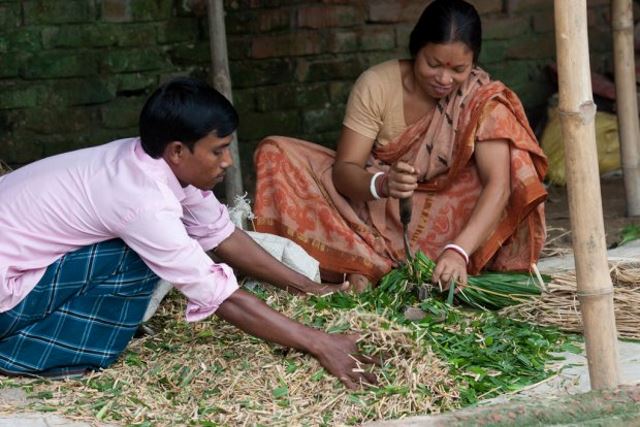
[432,139,511,286]
[333,127,378,201]
[333,126,419,201]
[213,228,348,295]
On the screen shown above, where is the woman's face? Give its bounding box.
[413,41,474,99]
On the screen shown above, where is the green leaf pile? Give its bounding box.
[310,252,574,405]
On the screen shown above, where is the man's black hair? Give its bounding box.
[409,0,482,63]
[139,77,239,158]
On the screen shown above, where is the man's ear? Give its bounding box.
[162,141,185,165]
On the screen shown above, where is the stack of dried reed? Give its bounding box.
[540,226,573,258]
[501,260,640,340]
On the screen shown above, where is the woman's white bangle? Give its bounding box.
[369,172,385,200]
[443,243,470,265]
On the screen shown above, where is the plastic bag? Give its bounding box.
[541,96,621,185]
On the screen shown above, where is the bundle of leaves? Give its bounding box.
[378,251,546,310]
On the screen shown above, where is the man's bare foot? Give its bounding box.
[347,273,370,293]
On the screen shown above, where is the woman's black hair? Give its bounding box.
[139,77,239,158]
[409,0,482,63]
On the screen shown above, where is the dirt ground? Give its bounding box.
[544,173,638,254]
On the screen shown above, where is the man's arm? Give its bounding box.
[212,228,348,295]
[216,289,377,389]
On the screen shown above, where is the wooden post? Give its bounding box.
[206,0,245,206]
[553,0,620,389]
[612,0,640,216]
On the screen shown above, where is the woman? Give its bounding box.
[253,0,547,291]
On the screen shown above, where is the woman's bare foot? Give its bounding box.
[347,273,370,293]
[319,269,370,293]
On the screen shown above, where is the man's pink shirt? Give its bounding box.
[0,138,239,321]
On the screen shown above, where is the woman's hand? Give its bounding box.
[432,249,468,290]
[431,139,511,291]
[386,161,420,199]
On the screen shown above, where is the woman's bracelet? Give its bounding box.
[376,173,388,198]
[442,243,470,265]
[369,172,385,200]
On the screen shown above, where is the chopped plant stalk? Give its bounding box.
[446,279,456,306]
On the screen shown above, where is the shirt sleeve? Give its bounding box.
[343,69,385,140]
[181,186,235,251]
[119,205,239,322]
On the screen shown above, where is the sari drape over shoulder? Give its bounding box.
[253,69,547,283]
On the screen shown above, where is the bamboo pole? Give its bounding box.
[206,0,245,207]
[553,0,620,389]
[612,0,640,216]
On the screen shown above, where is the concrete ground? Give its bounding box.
[2,241,639,427]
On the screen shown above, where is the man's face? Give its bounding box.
[167,133,233,190]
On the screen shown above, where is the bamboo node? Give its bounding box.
[612,23,634,32]
[557,102,596,125]
[576,287,613,298]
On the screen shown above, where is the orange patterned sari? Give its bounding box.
[253,69,547,283]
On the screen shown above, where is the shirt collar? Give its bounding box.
[133,138,187,202]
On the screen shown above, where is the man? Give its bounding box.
[0,77,376,389]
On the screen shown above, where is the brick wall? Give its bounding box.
[0,0,616,190]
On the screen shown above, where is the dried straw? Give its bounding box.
[501,260,640,340]
[0,289,457,426]
[541,226,573,258]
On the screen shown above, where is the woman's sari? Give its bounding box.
[253,69,548,283]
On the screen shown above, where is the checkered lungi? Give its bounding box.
[0,239,158,377]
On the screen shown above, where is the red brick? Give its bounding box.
[532,11,554,33]
[297,5,360,29]
[101,0,131,23]
[506,0,551,14]
[588,7,610,29]
[368,1,402,23]
[258,9,291,32]
[506,33,556,59]
[326,30,358,53]
[468,0,503,15]
[484,16,530,39]
[368,0,424,24]
[395,24,413,51]
[251,32,322,59]
[360,28,396,51]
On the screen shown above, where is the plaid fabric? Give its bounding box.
[0,239,158,377]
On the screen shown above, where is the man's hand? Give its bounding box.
[310,333,378,389]
[216,289,378,389]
